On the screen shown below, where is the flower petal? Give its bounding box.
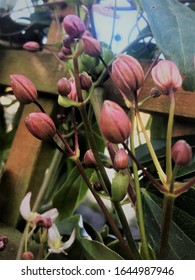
[62,228,76,250]
[20,192,32,221]
[41,208,59,221]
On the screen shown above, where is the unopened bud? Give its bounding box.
[114,148,129,170]
[22,251,34,260]
[84,149,97,168]
[150,87,161,98]
[63,15,85,38]
[25,112,56,141]
[82,33,102,57]
[10,74,38,104]
[111,173,129,202]
[62,35,73,48]
[94,182,103,192]
[111,54,144,96]
[23,41,41,52]
[151,60,182,92]
[79,72,92,90]
[100,100,131,144]
[172,140,192,166]
[57,77,71,96]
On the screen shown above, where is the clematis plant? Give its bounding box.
[9,5,195,261]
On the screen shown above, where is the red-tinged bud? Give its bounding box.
[172,140,192,167]
[10,74,38,104]
[61,46,71,56]
[84,149,97,168]
[62,35,73,48]
[79,72,92,90]
[23,41,41,52]
[100,100,131,144]
[111,54,144,96]
[150,87,161,98]
[57,77,71,96]
[114,148,129,170]
[63,15,85,38]
[25,112,56,141]
[67,77,77,101]
[151,60,182,92]
[22,251,34,260]
[82,33,102,57]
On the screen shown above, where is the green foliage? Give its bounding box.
[141,187,195,259]
[53,166,91,220]
[140,0,195,90]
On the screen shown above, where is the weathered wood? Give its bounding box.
[0,98,56,227]
[0,49,67,94]
[104,60,195,120]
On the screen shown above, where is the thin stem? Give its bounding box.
[158,194,175,259]
[129,110,150,259]
[169,165,179,194]
[174,176,195,196]
[123,142,168,193]
[74,159,134,259]
[73,58,83,102]
[134,94,166,184]
[166,88,175,184]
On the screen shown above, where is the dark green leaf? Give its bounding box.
[53,166,90,219]
[140,0,195,90]
[141,187,195,259]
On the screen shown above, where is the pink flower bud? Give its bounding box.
[82,33,102,57]
[10,74,38,104]
[22,251,34,260]
[111,54,144,96]
[23,41,41,52]
[25,112,56,141]
[114,148,129,170]
[84,149,97,168]
[100,100,131,143]
[79,72,92,90]
[57,77,71,96]
[63,15,85,38]
[67,77,77,101]
[151,60,182,92]
[171,140,192,166]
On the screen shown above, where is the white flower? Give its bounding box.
[47,224,76,254]
[20,192,58,228]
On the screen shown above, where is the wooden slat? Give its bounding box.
[0,49,66,95]
[0,98,56,227]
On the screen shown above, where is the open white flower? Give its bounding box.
[47,224,76,254]
[20,192,58,228]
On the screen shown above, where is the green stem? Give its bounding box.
[166,88,175,184]
[174,175,195,196]
[134,94,166,184]
[158,194,175,259]
[129,110,150,260]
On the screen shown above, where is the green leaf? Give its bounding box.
[58,95,80,108]
[53,166,89,219]
[140,0,195,90]
[58,215,124,260]
[141,187,195,259]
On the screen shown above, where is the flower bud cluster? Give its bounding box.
[59,15,102,60]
